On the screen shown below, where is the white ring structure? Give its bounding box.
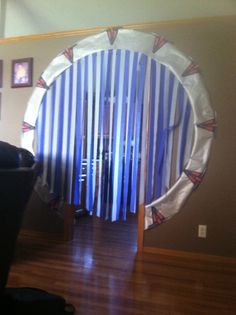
[21,29,215,229]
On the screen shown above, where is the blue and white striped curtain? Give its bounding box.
[36,49,193,221]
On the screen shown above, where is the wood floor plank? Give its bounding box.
[7,215,236,315]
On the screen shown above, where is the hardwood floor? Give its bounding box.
[7,215,236,315]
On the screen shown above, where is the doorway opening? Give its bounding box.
[22,29,214,247]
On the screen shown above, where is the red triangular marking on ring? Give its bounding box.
[63,47,74,63]
[151,208,166,226]
[152,35,167,53]
[107,28,119,45]
[22,121,35,133]
[36,77,49,89]
[197,119,217,132]
[182,62,199,77]
[184,169,204,185]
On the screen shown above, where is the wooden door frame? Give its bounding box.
[137,204,145,252]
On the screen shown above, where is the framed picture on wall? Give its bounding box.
[0,92,2,120]
[0,60,3,88]
[11,58,33,88]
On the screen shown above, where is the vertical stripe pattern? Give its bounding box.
[35,50,193,221]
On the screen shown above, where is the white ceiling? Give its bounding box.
[1,0,236,38]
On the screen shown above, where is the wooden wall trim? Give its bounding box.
[0,15,235,43]
[143,246,236,264]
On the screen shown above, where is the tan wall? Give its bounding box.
[143,16,236,257]
[0,16,235,257]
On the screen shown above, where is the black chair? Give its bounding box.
[0,141,37,295]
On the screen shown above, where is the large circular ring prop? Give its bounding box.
[21,29,216,229]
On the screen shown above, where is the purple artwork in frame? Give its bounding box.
[11,58,33,88]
